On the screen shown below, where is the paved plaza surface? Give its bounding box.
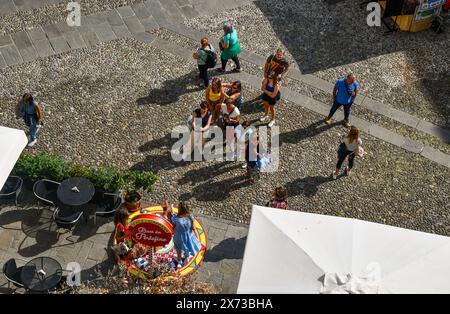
[0,0,449,293]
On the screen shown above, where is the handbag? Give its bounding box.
[353,146,365,158]
[186,114,193,131]
[256,153,270,169]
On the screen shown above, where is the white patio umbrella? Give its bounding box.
[0,126,28,190]
[238,205,450,294]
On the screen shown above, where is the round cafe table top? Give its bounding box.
[57,177,95,207]
[21,257,63,292]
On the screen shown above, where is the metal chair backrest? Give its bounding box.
[0,176,22,196]
[33,179,60,205]
[2,258,24,287]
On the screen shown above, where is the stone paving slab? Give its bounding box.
[123,16,145,34]
[0,34,13,47]
[421,146,450,168]
[144,0,172,27]
[178,5,200,19]
[49,36,70,53]
[0,52,6,69]
[132,32,156,44]
[369,124,406,148]
[63,30,87,50]
[106,9,125,27]
[112,24,132,38]
[116,5,135,19]
[131,2,153,19]
[32,38,55,58]
[16,45,37,62]
[416,120,450,144]
[0,0,17,17]
[91,22,117,42]
[11,31,32,49]
[138,16,159,32]
[81,32,100,47]
[0,44,22,66]
[43,24,62,39]
[27,26,47,42]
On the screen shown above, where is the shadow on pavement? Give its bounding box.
[204,236,247,263]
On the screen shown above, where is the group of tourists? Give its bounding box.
[191,21,364,181]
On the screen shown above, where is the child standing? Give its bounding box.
[266,187,288,210]
[168,201,201,268]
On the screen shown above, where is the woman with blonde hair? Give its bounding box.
[332,126,363,179]
[205,77,227,123]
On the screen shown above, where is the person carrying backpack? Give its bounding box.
[15,93,42,147]
[193,37,216,88]
[266,187,288,210]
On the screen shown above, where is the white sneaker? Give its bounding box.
[268,120,275,128]
[260,115,269,122]
[242,164,247,169]
[27,139,37,147]
[331,172,338,180]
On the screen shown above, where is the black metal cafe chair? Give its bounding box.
[33,179,60,211]
[93,192,122,224]
[0,176,23,207]
[2,258,26,290]
[52,204,84,240]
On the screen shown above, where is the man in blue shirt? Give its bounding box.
[324,73,360,128]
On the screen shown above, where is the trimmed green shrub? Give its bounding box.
[12,153,157,193]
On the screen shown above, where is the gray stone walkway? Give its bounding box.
[0,0,65,16]
[0,188,248,293]
[0,0,448,167]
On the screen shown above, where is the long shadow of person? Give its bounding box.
[180,175,250,202]
[204,236,247,263]
[136,70,202,106]
[178,162,242,186]
[280,120,340,146]
[285,175,334,198]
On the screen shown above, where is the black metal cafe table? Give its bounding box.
[57,177,95,207]
[21,257,63,292]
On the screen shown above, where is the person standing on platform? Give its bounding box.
[217,21,242,73]
[167,202,201,268]
[324,73,360,128]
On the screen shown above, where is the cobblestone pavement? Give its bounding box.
[0,0,449,294]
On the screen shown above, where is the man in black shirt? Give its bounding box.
[264,49,290,80]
